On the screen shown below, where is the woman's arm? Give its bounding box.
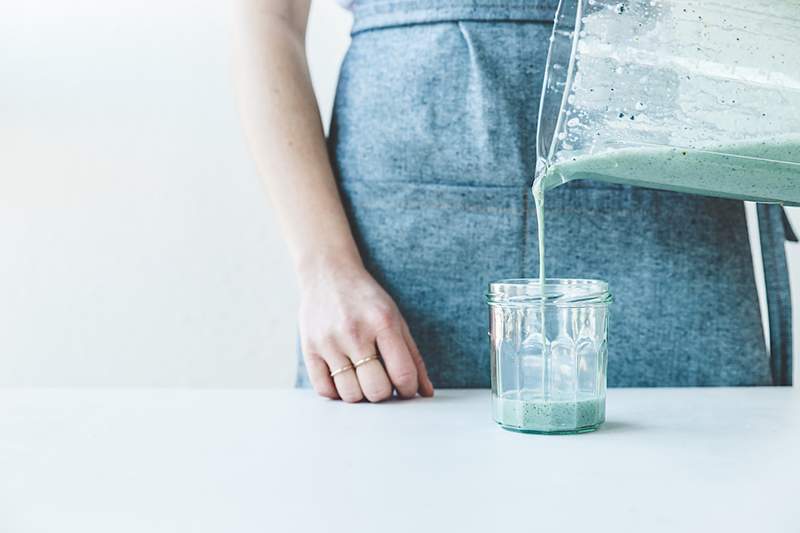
[233,0,433,401]
[233,0,356,277]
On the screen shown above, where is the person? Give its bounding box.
[233,0,794,403]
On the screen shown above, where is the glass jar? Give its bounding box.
[487,279,612,434]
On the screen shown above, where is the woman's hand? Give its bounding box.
[233,1,430,400]
[298,259,435,403]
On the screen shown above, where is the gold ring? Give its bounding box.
[329,364,354,378]
[353,354,381,368]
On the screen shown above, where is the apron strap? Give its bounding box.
[757,204,793,386]
[782,208,798,242]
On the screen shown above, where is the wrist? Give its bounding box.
[295,247,365,285]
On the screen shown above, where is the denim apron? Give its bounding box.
[297,0,794,388]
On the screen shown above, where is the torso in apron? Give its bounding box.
[296,0,792,388]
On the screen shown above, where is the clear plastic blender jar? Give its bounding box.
[536,0,800,205]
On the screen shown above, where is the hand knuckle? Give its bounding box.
[370,306,396,330]
[392,369,417,389]
[340,390,363,403]
[336,316,361,340]
[314,385,337,399]
[362,383,393,402]
[315,330,336,348]
[308,376,336,399]
[305,356,325,372]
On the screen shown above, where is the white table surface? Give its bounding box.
[1,387,798,533]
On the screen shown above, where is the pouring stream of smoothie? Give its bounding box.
[532,176,546,287]
[532,173,548,399]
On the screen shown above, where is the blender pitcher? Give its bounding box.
[536,0,800,205]
[487,279,611,434]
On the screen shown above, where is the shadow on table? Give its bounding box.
[596,420,646,433]
[378,391,488,405]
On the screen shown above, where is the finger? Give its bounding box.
[324,351,363,403]
[401,322,434,397]
[305,352,339,400]
[376,327,418,399]
[350,346,393,403]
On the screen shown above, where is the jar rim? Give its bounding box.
[486,278,612,307]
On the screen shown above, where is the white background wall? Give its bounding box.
[0,0,797,388]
